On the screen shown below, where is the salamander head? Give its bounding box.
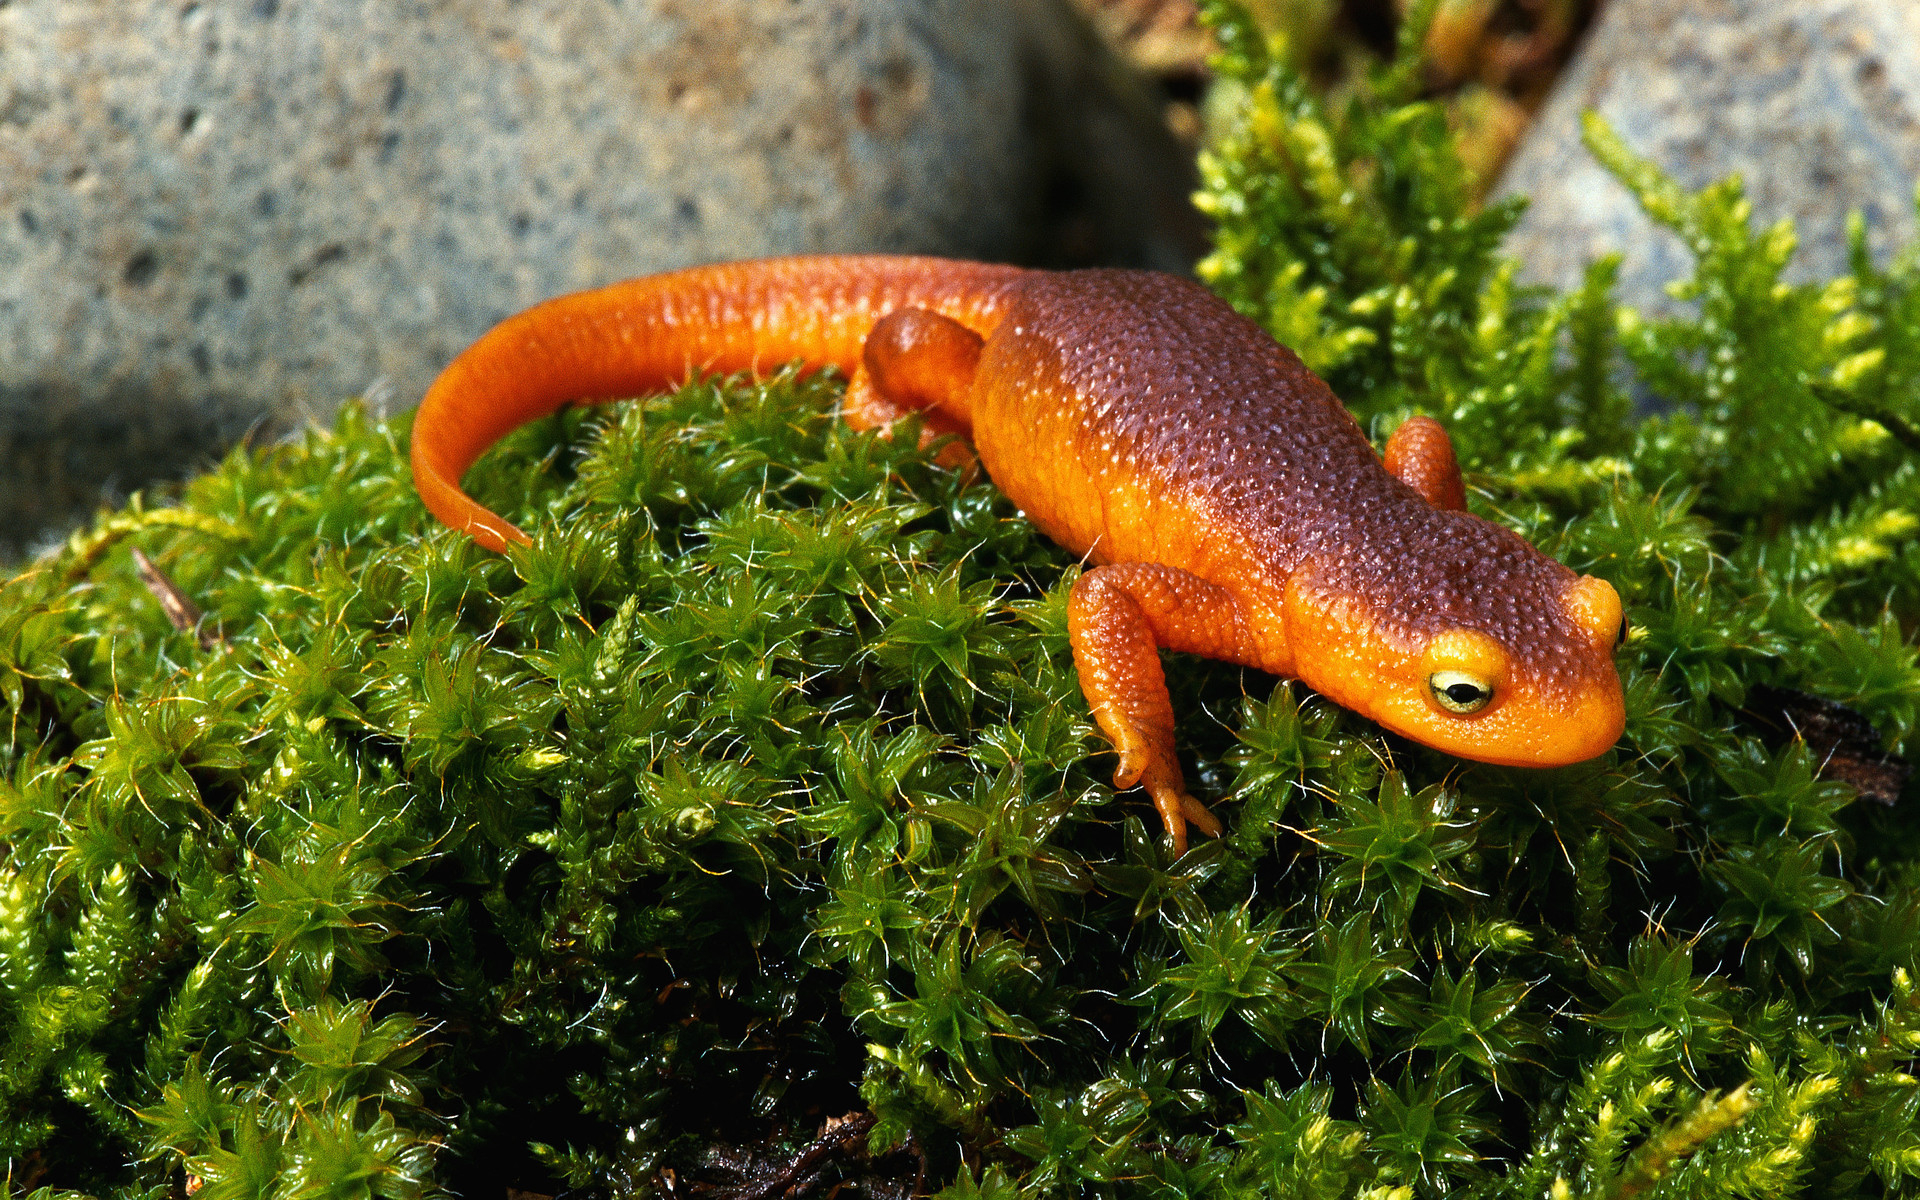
[1284,515,1627,766]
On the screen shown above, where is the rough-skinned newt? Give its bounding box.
[411,255,1627,853]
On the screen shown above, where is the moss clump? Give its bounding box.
[5,2,1920,1195]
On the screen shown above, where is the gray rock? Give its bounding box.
[1497,0,1920,309]
[0,0,1197,558]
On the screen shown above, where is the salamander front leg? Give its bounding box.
[1383,415,1466,510]
[1068,563,1258,855]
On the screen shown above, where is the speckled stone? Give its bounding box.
[0,0,1197,557]
[1497,0,1920,308]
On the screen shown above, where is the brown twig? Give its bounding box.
[130,548,222,650]
[728,1111,878,1200]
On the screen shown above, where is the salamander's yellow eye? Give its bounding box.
[1420,629,1507,717]
[1428,670,1494,715]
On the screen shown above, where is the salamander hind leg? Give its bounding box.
[1383,415,1467,510]
[1068,563,1258,855]
[841,308,982,468]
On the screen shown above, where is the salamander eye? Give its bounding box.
[1428,670,1494,715]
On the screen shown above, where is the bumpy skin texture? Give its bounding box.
[1384,415,1468,511]
[413,255,1628,853]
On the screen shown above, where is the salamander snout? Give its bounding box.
[1562,574,1627,652]
[1405,573,1626,767]
[1295,566,1629,768]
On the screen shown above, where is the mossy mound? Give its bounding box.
[6,2,1920,1196]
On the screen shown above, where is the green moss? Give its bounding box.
[5,3,1920,1195]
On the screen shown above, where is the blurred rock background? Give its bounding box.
[1090,0,1920,318]
[0,0,1201,558]
[1497,0,1920,308]
[8,0,1920,556]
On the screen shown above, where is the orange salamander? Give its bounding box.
[411,255,1627,853]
